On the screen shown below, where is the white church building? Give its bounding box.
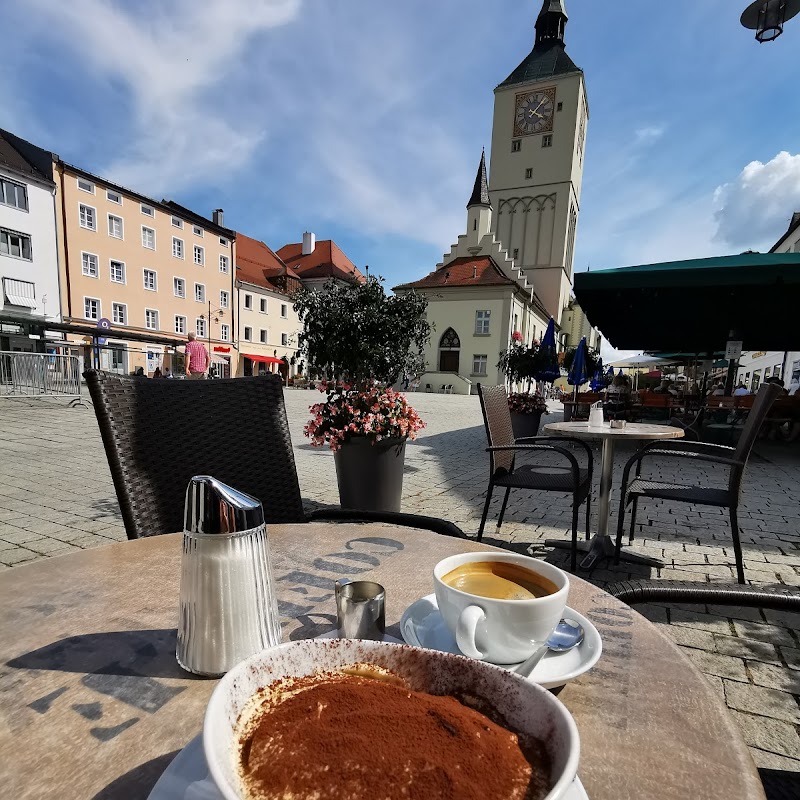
[395,0,591,394]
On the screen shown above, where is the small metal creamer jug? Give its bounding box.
[176,476,281,677]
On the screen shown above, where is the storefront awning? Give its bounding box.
[243,353,286,364]
[211,354,230,365]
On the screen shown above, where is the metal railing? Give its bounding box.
[0,351,84,405]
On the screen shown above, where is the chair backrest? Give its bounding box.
[84,371,306,539]
[477,384,515,475]
[729,382,782,495]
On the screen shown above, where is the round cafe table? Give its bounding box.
[542,421,684,570]
[0,523,763,800]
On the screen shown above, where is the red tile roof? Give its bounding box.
[394,256,517,290]
[276,239,365,284]
[236,233,302,296]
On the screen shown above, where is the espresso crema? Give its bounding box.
[442,561,558,600]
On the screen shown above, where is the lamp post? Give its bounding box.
[741,0,800,42]
[200,302,225,376]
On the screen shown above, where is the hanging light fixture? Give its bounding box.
[741,0,800,42]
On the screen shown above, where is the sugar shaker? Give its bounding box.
[176,476,281,676]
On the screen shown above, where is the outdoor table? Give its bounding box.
[542,421,684,569]
[0,523,763,800]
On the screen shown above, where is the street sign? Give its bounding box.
[725,340,743,360]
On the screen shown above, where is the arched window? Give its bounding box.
[438,328,460,372]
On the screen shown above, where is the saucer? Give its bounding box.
[400,595,601,689]
[148,735,589,799]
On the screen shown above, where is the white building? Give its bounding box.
[0,128,62,352]
[394,1,588,393]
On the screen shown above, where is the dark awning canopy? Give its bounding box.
[574,253,800,352]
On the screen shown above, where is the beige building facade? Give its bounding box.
[560,297,600,351]
[53,162,236,376]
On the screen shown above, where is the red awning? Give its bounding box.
[243,354,285,365]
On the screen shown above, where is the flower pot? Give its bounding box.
[510,411,543,439]
[333,436,407,512]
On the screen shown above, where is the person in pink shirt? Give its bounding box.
[184,333,210,379]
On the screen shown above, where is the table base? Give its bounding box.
[545,535,665,571]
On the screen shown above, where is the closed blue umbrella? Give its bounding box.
[590,357,605,391]
[534,317,560,383]
[568,336,589,388]
[606,365,614,380]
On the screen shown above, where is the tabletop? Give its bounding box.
[0,523,763,800]
[544,420,685,442]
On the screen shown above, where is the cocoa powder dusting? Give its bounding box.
[237,671,551,800]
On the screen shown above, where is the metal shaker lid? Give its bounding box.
[184,476,265,535]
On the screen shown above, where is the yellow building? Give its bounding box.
[52,162,237,376]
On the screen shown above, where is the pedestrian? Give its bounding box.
[185,332,210,380]
[208,364,218,380]
[402,371,410,391]
[134,366,146,378]
[733,383,750,396]
[153,367,163,379]
[164,368,173,379]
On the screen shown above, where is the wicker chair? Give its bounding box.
[477,384,593,571]
[615,382,782,583]
[84,371,465,540]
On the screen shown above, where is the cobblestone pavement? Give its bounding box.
[1,391,799,783]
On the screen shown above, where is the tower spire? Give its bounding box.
[467,148,490,208]
[535,0,568,48]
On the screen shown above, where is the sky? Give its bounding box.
[2,0,800,361]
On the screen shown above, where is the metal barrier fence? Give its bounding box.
[0,351,84,405]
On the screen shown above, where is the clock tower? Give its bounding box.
[488,0,587,324]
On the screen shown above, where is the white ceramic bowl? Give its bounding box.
[204,639,580,800]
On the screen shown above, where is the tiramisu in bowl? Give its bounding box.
[204,638,580,800]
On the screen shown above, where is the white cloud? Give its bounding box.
[713,151,800,250]
[633,125,665,146]
[26,0,302,193]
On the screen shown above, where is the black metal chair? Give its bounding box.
[615,382,782,583]
[477,384,594,571]
[84,370,466,540]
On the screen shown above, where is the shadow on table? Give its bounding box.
[759,767,800,800]
[7,628,191,680]
[91,748,181,800]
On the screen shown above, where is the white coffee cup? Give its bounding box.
[434,552,569,665]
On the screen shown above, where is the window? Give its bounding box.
[79,204,96,230]
[525,168,533,179]
[475,310,490,335]
[193,245,204,265]
[142,226,156,250]
[244,293,252,310]
[175,315,186,335]
[193,225,203,237]
[0,177,28,210]
[106,190,122,204]
[173,237,184,258]
[511,140,521,153]
[219,237,229,247]
[77,178,95,194]
[0,228,32,260]
[196,318,206,338]
[173,277,185,298]
[107,214,123,239]
[110,260,126,284]
[219,254,229,273]
[221,324,230,342]
[143,269,157,291]
[260,297,267,313]
[472,355,488,376]
[513,248,519,260]
[84,297,100,320]
[280,303,288,318]
[219,290,229,309]
[112,302,127,325]
[140,204,154,217]
[145,309,159,330]
[281,333,288,346]
[260,329,267,343]
[542,135,553,148]
[171,216,183,229]
[195,283,205,303]
[81,252,98,277]
[244,326,252,342]
[557,101,563,111]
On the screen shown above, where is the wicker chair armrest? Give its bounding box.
[511,435,594,463]
[638,450,743,467]
[487,443,582,485]
[642,440,735,456]
[307,508,466,539]
[607,580,800,612]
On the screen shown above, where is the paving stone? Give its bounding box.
[714,634,782,665]
[732,620,798,648]
[0,548,39,566]
[746,661,800,694]
[684,648,748,682]
[671,608,736,636]
[749,746,800,772]
[781,647,800,670]
[0,530,45,545]
[656,622,717,652]
[724,681,800,723]
[729,710,800,759]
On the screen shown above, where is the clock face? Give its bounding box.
[513,88,556,137]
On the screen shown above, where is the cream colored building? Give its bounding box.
[53,162,236,377]
[560,297,600,351]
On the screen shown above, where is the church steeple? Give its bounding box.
[535,0,568,48]
[467,148,490,208]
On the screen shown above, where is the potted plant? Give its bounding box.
[497,332,548,438]
[294,275,431,512]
